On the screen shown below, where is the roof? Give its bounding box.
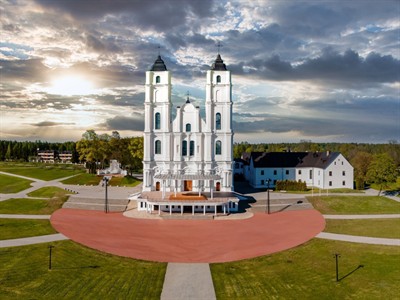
[154,174,221,180]
[211,54,227,70]
[150,55,167,71]
[251,151,341,169]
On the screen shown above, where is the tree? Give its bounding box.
[128,137,144,172]
[367,153,397,195]
[76,130,101,173]
[351,151,372,190]
[5,143,11,160]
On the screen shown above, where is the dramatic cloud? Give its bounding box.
[0,0,399,143]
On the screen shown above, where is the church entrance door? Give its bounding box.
[184,180,192,191]
[156,182,160,191]
[216,182,221,191]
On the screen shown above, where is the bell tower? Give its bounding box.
[143,55,172,191]
[205,54,234,191]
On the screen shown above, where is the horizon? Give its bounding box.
[1,0,399,143]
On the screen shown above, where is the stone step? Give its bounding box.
[161,214,214,220]
[63,202,127,212]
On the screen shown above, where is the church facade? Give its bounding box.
[142,54,234,194]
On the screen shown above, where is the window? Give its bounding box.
[342,171,346,176]
[298,170,302,175]
[261,170,264,175]
[342,181,346,186]
[216,113,221,130]
[286,170,289,175]
[186,123,191,132]
[215,140,222,155]
[273,170,277,175]
[273,180,277,185]
[309,170,312,179]
[155,112,160,129]
[156,76,160,83]
[216,75,221,83]
[329,171,332,176]
[190,141,195,156]
[329,181,332,186]
[155,140,161,154]
[182,140,187,156]
[261,180,265,185]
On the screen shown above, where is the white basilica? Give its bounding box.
[142,54,234,195]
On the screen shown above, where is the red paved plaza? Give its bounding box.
[51,208,325,263]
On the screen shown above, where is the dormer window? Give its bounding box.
[156,76,161,83]
[186,123,191,132]
[216,75,221,83]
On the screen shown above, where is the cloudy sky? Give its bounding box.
[1,0,399,143]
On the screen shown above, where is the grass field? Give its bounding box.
[324,219,400,239]
[109,175,142,187]
[0,241,166,299]
[61,173,102,185]
[0,197,68,215]
[0,166,84,181]
[0,219,56,240]
[307,196,400,214]
[0,174,32,193]
[211,238,400,299]
[27,186,73,198]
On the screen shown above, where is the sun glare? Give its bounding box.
[47,75,95,96]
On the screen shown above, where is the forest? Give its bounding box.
[1,135,399,190]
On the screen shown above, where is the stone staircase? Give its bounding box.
[161,214,214,220]
[63,196,129,212]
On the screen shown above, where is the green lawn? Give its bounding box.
[0,197,68,215]
[0,166,84,181]
[0,219,57,240]
[0,241,166,299]
[211,239,400,300]
[0,174,32,193]
[27,186,73,198]
[109,176,142,187]
[61,173,102,185]
[325,219,400,239]
[307,196,400,214]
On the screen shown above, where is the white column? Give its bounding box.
[203,205,206,215]
[214,205,217,216]
[223,204,226,215]
[181,205,183,215]
[192,205,195,215]
[159,205,161,215]
[169,205,172,215]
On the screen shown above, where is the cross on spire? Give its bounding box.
[216,41,223,54]
[186,91,190,103]
[157,45,161,56]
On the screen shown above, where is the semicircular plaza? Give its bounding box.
[51,208,325,263]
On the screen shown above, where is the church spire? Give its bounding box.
[211,54,227,70]
[150,55,167,71]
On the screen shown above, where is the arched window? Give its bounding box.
[190,141,195,156]
[186,123,191,132]
[215,140,222,155]
[155,112,161,129]
[216,75,221,83]
[155,140,161,154]
[216,113,221,130]
[182,140,187,156]
[156,76,161,83]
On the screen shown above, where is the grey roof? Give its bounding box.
[154,174,221,180]
[211,54,227,70]
[150,55,167,71]
[251,151,341,169]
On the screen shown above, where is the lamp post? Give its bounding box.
[266,179,271,214]
[102,176,110,213]
[334,253,341,282]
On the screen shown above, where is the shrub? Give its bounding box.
[276,179,307,191]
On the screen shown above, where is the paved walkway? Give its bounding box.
[0,214,50,219]
[0,233,69,248]
[316,232,400,246]
[161,263,216,300]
